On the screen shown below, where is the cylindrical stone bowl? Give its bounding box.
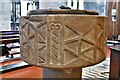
[20,9,108,69]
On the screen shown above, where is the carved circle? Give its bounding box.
[49,23,62,30]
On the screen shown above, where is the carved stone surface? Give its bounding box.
[20,14,108,69]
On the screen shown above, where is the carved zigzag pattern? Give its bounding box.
[20,16,107,68]
[63,26,79,65]
[80,24,105,64]
[21,17,47,64]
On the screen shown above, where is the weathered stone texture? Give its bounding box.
[20,15,107,69]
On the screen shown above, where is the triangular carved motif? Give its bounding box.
[38,44,46,51]
[29,37,35,47]
[95,25,103,39]
[38,25,47,40]
[29,49,35,61]
[29,25,35,37]
[96,31,104,48]
[32,21,41,27]
[81,49,96,63]
[22,45,28,59]
[29,38,38,63]
[23,24,29,36]
[64,49,78,65]
[64,26,79,40]
[84,29,95,42]
[37,21,47,28]
[38,34,46,44]
[81,40,93,52]
[39,57,46,63]
[22,34,27,41]
[65,40,78,52]
[38,47,46,63]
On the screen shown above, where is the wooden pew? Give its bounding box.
[0,31,20,58]
[109,45,120,79]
